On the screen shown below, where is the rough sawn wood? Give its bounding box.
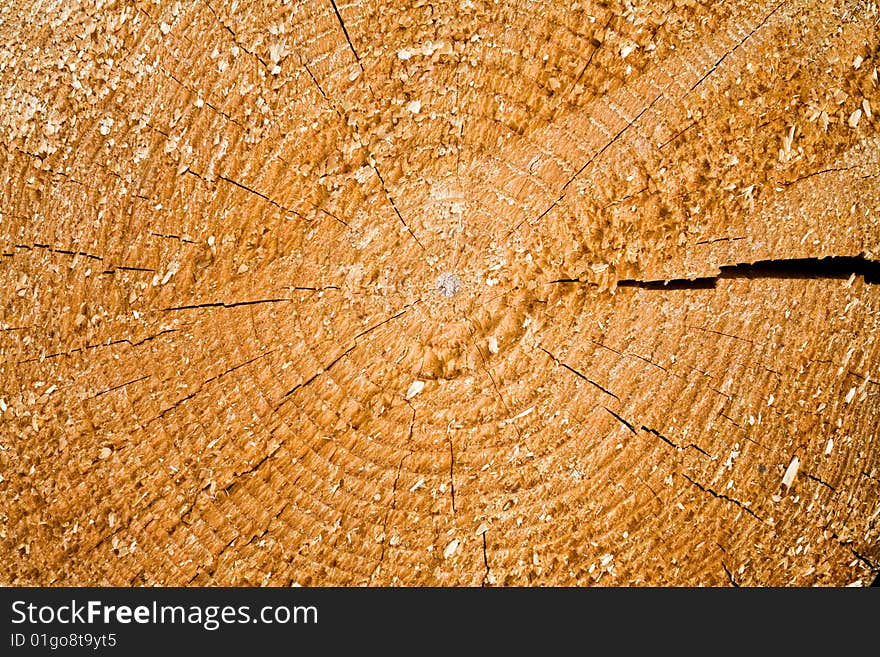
[1,0,879,586]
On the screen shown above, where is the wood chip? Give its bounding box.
[405,380,425,399]
[782,456,799,487]
[848,108,862,128]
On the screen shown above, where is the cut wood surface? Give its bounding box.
[1,0,879,586]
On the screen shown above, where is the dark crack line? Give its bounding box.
[146,351,274,425]
[561,12,615,110]
[292,50,412,242]
[321,207,350,228]
[91,374,150,399]
[92,525,128,555]
[639,478,664,506]
[720,412,742,428]
[352,303,415,342]
[618,277,717,290]
[15,241,152,274]
[585,337,670,374]
[465,318,522,439]
[600,185,649,211]
[482,532,491,587]
[540,347,620,401]
[641,426,710,457]
[13,148,83,185]
[658,120,698,150]
[371,163,427,252]
[716,256,880,284]
[849,547,879,573]
[849,371,879,387]
[561,94,663,194]
[216,173,305,219]
[631,352,669,373]
[185,168,305,218]
[688,325,754,344]
[514,197,561,234]
[15,242,102,261]
[222,443,285,497]
[509,94,662,235]
[371,411,414,583]
[826,530,880,575]
[282,343,357,398]
[103,265,156,274]
[150,231,197,244]
[619,256,880,289]
[604,407,637,434]
[190,163,347,228]
[682,473,762,522]
[201,0,269,68]
[21,329,179,363]
[299,53,328,99]
[162,298,293,312]
[221,429,308,502]
[283,285,341,292]
[695,236,746,245]
[657,2,789,152]
[281,303,415,400]
[689,0,787,94]
[804,472,836,492]
[156,64,245,130]
[721,561,740,587]
[329,0,362,67]
[447,436,456,516]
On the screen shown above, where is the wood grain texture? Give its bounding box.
[1,0,878,586]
